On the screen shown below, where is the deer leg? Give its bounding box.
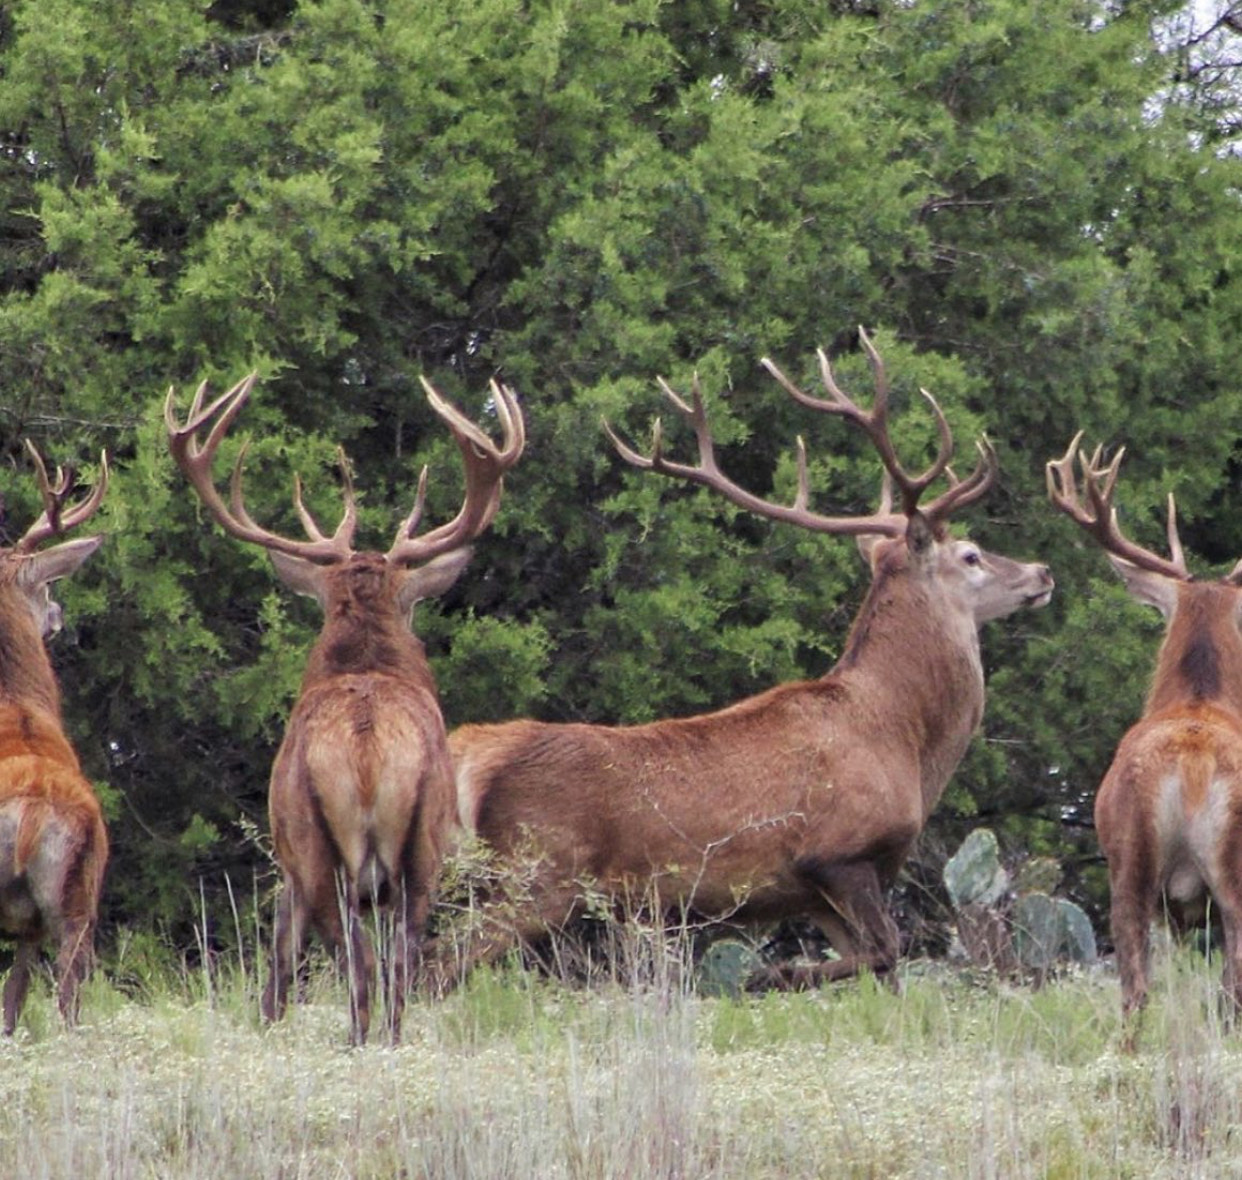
[747,859,899,992]
[383,823,439,1039]
[328,875,373,1048]
[262,886,306,1025]
[3,940,37,1035]
[424,880,582,996]
[1107,859,1152,1043]
[1212,860,1242,1019]
[54,917,94,1027]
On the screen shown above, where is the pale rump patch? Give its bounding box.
[1156,768,1232,904]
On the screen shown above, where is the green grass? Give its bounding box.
[3,931,1242,1178]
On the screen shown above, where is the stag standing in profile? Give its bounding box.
[437,330,1054,992]
[1048,435,1242,1030]
[0,443,108,1033]
[166,375,523,1044]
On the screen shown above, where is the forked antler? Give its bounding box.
[165,374,525,567]
[13,440,109,553]
[386,378,525,565]
[1045,432,1191,580]
[605,328,994,537]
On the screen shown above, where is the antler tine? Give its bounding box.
[1165,493,1187,575]
[1046,433,1189,580]
[761,327,956,517]
[918,435,997,524]
[14,441,109,553]
[386,378,526,566]
[606,371,908,539]
[166,373,353,564]
[283,449,358,550]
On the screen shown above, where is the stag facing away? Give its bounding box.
[0,443,108,1033]
[166,375,523,1044]
[1049,436,1242,1033]
[436,330,1053,993]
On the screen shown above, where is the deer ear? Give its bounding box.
[269,551,329,606]
[15,535,103,588]
[1107,554,1179,619]
[856,533,883,569]
[397,547,474,614]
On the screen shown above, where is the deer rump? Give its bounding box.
[0,707,106,954]
[1097,702,1242,929]
[271,673,455,916]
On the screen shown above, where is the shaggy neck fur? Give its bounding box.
[299,560,438,696]
[0,576,61,717]
[1148,582,1242,716]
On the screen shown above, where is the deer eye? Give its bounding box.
[963,550,981,567]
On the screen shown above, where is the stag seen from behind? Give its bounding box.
[1048,435,1242,1030]
[0,443,108,1033]
[166,375,523,1043]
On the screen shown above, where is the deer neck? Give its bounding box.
[300,601,437,694]
[0,587,62,718]
[829,562,985,809]
[1146,583,1242,717]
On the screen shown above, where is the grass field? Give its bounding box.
[2,928,1241,1179]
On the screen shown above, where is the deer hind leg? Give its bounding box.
[1213,854,1242,1019]
[747,859,899,992]
[262,885,308,1026]
[424,877,584,996]
[1107,856,1156,1046]
[3,940,37,1035]
[53,917,95,1027]
[320,872,373,1048]
[380,822,440,1041]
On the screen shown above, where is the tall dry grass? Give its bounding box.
[1,920,1242,1178]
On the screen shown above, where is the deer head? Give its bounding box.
[3,441,107,640]
[165,374,525,635]
[607,328,1051,626]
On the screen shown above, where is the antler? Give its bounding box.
[385,378,525,566]
[605,328,994,538]
[165,374,357,564]
[13,440,109,553]
[1046,432,1190,580]
[167,374,525,568]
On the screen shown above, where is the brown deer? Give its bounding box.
[0,442,108,1033]
[166,374,523,1043]
[436,331,1053,992]
[1048,433,1242,1027]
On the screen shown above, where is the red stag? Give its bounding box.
[439,331,1053,991]
[0,442,108,1033]
[166,375,523,1043]
[1048,434,1242,1025]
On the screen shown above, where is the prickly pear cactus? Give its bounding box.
[1055,898,1097,964]
[943,828,1009,909]
[1012,891,1062,971]
[695,938,764,997]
